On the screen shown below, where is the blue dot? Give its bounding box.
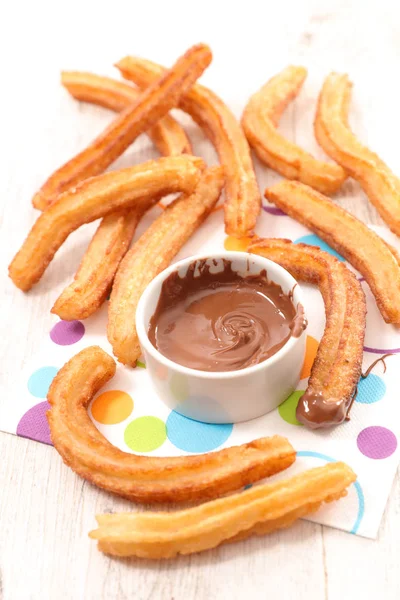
[356,374,386,404]
[166,410,233,453]
[244,484,253,490]
[294,234,345,262]
[27,366,59,398]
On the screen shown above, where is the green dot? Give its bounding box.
[124,416,166,452]
[278,391,304,426]
[136,360,146,369]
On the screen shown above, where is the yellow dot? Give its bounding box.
[300,336,319,380]
[91,390,133,424]
[224,236,253,252]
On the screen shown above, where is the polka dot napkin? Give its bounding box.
[4,203,400,539]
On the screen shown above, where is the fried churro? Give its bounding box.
[61,72,191,156]
[9,156,204,291]
[47,345,296,503]
[249,238,365,428]
[107,166,225,366]
[264,180,400,324]
[52,74,192,320]
[315,73,400,235]
[33,43,211,209]
[116,55,260,237]
[242,66,346,194]
[89,462,355,558]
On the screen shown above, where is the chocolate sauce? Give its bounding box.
[362,354,393,378]
[149,259,307,372]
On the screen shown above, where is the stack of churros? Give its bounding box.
[11,47,397,558]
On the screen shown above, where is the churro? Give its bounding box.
[61,71,191,156]
[242,66,346,194]
[108,166,225,366]
[89,462,355,558]
[47,346,296,503]
[249,238,365,428]
[52,74,191,320]
[9,156,204,291]
[265,180,400,324]
[315,73,400,235]
[116,55,260,237]
[33,43,211,209]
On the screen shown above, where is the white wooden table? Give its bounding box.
[1,1,400,597]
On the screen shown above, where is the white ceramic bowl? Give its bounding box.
[136,251,306,424]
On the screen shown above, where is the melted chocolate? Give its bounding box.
[362,354,393,378]
[149,259,306,372]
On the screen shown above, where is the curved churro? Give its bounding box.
[315,73,400,235]
[52,73,192,321]
[249,239,365,428]
[265,180,400,324]
[47,346,296,503]
[33,43,211,209]
[242,66,346,194]
[116,55,260,237]
[89,462,355,558]
[108,166,225,366]
[9,156,204,291]
[60,71,191,156]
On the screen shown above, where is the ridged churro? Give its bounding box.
[89,462,355,558]
[249,239,365,428]
[47,345,296,503]
[108,166,225,366]
[9,156,204,291]
[33,43,211,209]
[242,66,346,194]
[315,73,400,235]
[52,73,192,320]
[265,180,400,324]
[116,55,260,237]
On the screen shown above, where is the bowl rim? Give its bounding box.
[135,251,306,380]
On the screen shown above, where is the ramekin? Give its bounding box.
[136,251,306,424]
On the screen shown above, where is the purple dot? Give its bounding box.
[50,320,85,345]
[17,401,53,446]
[357,426,397,459]
[262,204,287,216]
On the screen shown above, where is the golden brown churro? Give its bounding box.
[249,239,365,428]
[242,66,346,194]
[265,180,400,324]
[89,462,355,558]
[315,73,400,235]
[116,55,260,237]
[33,43,211,209]
[52,74,192,321]
[47,345,296,503]
[9,156,204,291]
[108,166,225,366]
[61,72,191,156]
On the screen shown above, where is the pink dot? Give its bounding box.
[50,320,85,345]
[357,426,397,459]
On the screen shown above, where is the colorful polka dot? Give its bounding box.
[91,390,133,424]
[357,426,397,459]
[50,320,85,345]
[124,416,166,452]
[17,401,52,445]
[294,234,345,262]
[278,391,303,426]
[356,375,386,404]
[136,360,146,369]
[300,335,319,380]
[166,410,233,453]
[262,205,286,216]
[27,366,58,398]
[224,236,253,252]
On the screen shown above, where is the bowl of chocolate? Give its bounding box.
[136,251,307,423]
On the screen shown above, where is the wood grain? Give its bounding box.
[1,0,400,598]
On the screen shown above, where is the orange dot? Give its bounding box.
[300,336,319,380]
[224,236,253,252]
[91,390,133,424]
